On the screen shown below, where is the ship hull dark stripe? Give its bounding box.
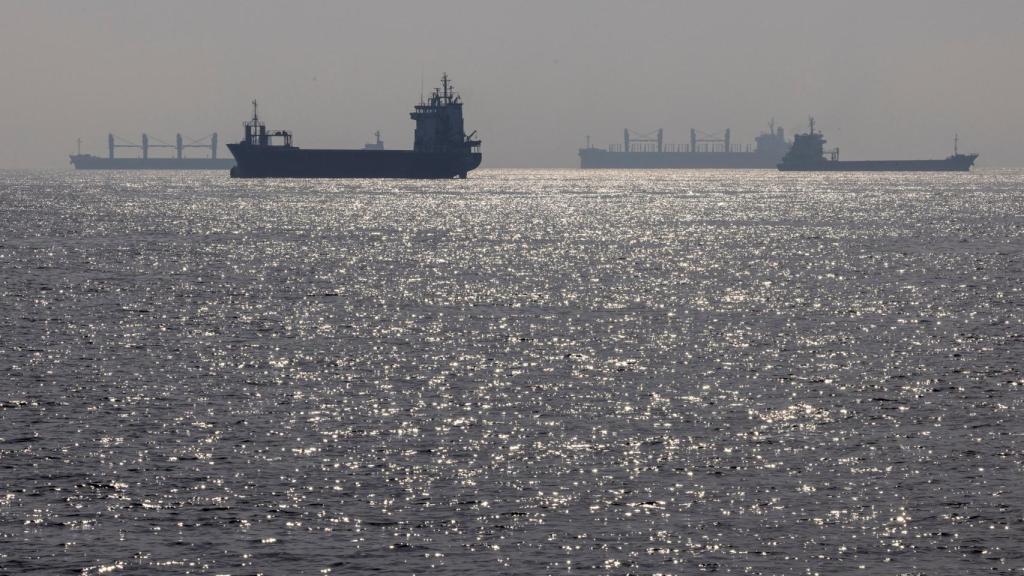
[69,155,235,170]
[778,156,978,172]
[579,150,785,169]
[227,145,482,179]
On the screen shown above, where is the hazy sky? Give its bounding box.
[3,0,1023,168]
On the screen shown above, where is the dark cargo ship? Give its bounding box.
[69,133,234,170]
[778,119,978,172]
[579,122,790,169]
[228,74,482,179]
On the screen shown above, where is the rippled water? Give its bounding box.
[1,169,1023,574]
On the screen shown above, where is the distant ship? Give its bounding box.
[579,122,790,169]
[228,74,482,179]
[778,119,978,172]
[69,133,234,170]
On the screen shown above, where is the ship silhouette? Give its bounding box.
[228,74,482,179]
[778,118,978,172]
[69,133,233,170]
[579,122,790,169]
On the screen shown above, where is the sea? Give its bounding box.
[1,168,1022,575]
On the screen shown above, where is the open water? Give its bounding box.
[1,169,1023,575]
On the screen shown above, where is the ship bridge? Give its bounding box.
[411,74,481,154]
[241,101,293,147]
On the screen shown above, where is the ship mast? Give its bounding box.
[955,133,959,155]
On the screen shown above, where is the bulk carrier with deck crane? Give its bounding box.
[69,133,234,170]
[579,122,790,169]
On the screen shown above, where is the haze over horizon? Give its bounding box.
[2,0,1023,169]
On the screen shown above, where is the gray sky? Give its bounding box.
[2,0,1023,168]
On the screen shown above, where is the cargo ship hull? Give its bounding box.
[778,120,978,172]
[228,74,482,179]
[69,155,235,170]
[778,157,978,172]
[227,145,482,179]
[579,149,783,169]
[581,123,790,170]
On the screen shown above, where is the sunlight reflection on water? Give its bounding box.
[1,168,1023,574]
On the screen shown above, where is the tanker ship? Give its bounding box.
[228,74,482,179]
[579,122,790,169]
[777,119,978,172]
[69,133,234,170]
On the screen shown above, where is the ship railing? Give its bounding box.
[247,130,293,147]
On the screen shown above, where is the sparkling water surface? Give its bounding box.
[1,169,1023,574]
